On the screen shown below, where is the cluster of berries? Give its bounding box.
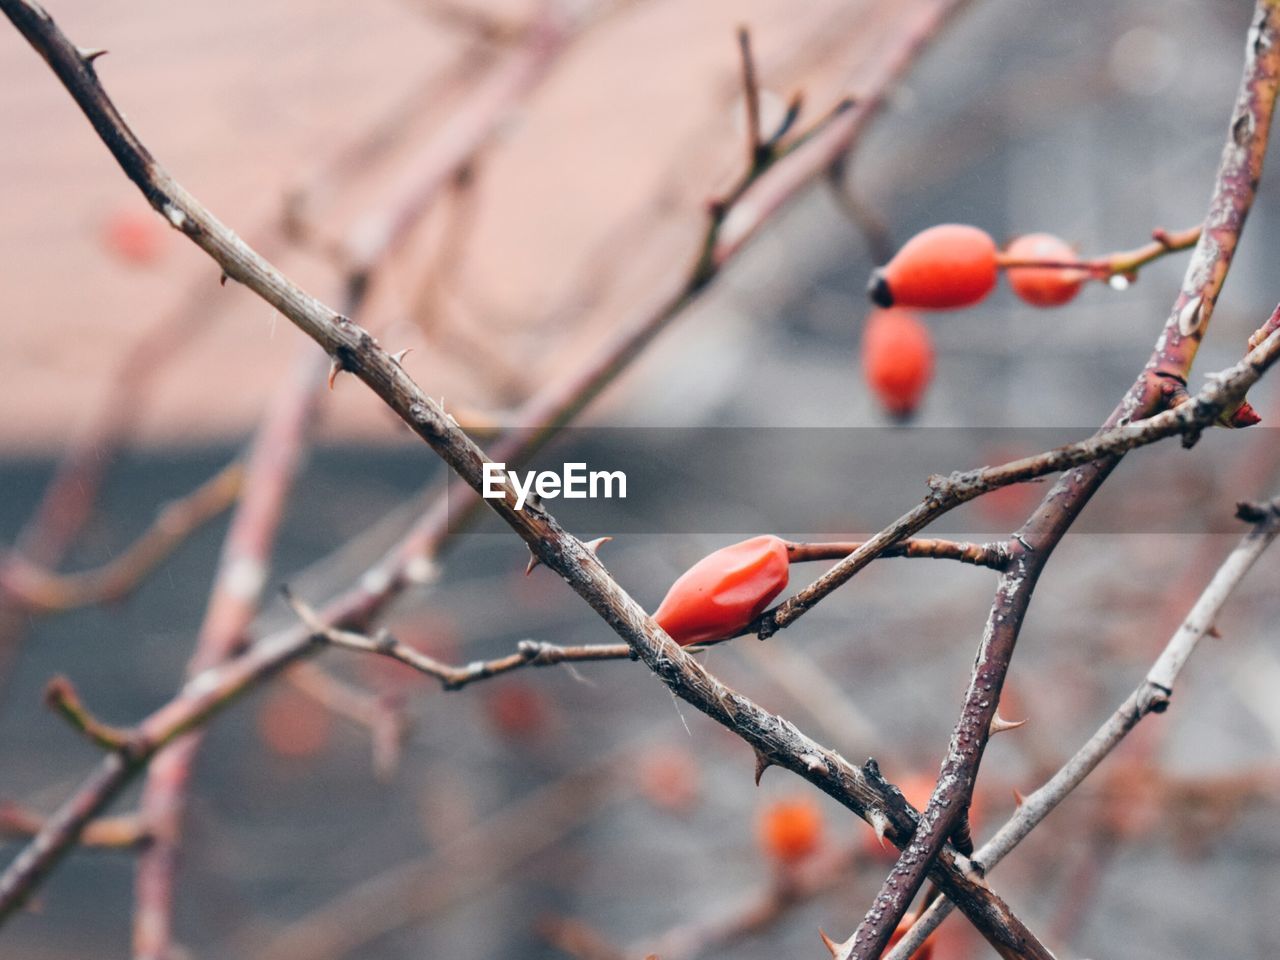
[862,224,1087,418]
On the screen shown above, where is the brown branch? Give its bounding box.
[43,676,134,753]
[995,223,1202,281]
[0,462,243,613]
[784,538,1008,569]
[339,4,570,277]
[839,5,1280,956]
[887,496,1280,959]
[751,317,1280,645]
[737,26,766,171]
[0,803,149,851]
[132,350,324,960]
[0,7,1061,957]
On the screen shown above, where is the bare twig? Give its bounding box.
[841,5,1280,954]
[132,351,324,960]
[0,462,243,613]
[0,803,149,851]
[0,6,1058,956]
[753,317,1280,643]
[886,497,1280,959]
[995,224,1202,281]
[43,676,134,753]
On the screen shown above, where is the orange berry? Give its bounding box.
[869,224,998,310]
[102,209,165,266]
[757,796,823,865]
[861,309,934,419]
[636,745,701,815]
[256,687,333,759]
[483,681,552,740]
[1004,232,1085,307]
[653,535,790,646]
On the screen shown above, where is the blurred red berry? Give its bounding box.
[636,745,701,815]
[483,681,552,740]
[102,209,165,266]
[861,308,935,418]
[758,795,824,865]
[1004,232,1085,307]
[256,687,332,759]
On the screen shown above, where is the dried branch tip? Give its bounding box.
[43,676,132,752]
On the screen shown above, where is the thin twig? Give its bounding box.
[132,350,324,960]
[0,6,1056,956]
[994,224,1202,280]
[886,497,1280,959]
[841,5,1280,953]
[0,803,149,851]
[0,462,243,613]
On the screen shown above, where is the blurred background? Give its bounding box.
[2,0,1280,957]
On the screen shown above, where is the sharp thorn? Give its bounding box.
[390,347,413,366]
[524,548,542,577]
[753,749,773,785]
[219,271,228,286]
[868,808,891,849]
[1012,787,1027,808]
[989,712,1028,736]
[78,46,108,63]
[328,358,343,390]
[583,535,613,558]
[819,929,842,957]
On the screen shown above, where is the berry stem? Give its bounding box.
[995,224,1202,280]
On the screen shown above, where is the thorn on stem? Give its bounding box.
[819,928,851,958]
[327,357,344,390]
[868,808,891,850]
[753,749,773,785]
[77,46,107,64]
[988,712,1028,736]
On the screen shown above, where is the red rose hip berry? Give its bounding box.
[869,224,998,310]
[1004,232,1085,307]
[653,535,790,645]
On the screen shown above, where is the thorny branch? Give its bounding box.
[5,1,1277,957]
[886,496,1280,959]
[838,3,1280,956]
[0,4,1061,956]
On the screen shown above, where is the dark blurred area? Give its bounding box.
[1,1,1279,958]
